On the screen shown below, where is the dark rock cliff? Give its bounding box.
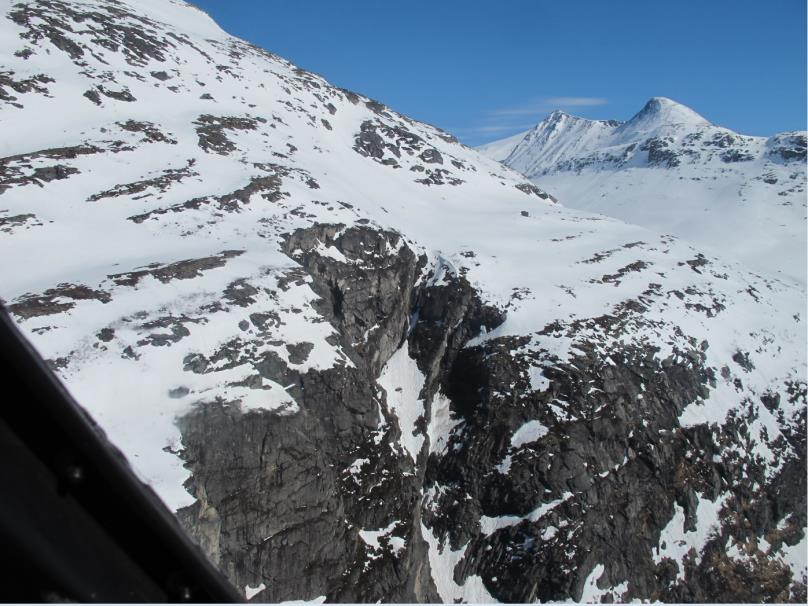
[176,224,806,603]
[176,224,508,602]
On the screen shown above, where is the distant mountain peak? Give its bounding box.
[532,109,576,132]
[539,109,620,129]
[621,96,710,132]
[477,96,807,284]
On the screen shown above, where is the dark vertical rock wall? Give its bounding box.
[176,224,507,602]
[176,224,806,603]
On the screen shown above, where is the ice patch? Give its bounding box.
[427,391,460,454]
[480,493,571,536]
[653,492,728,580]
[245,583,266,600]
[511,419,549,448]
[378,342,426,462]
[421,522,496,603]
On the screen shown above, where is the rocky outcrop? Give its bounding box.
[352,119,470,185]
[424,332,806,602]
[767,133,807,163]
[175,224,510,602]
[174,224,806,603]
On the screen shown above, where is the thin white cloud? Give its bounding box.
[544,96,608,107]
[490,101,549,117]
[491,96,608,116]
[455,123,536,135]
[456,96,608,144]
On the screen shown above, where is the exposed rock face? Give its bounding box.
[174,224,806,603]
[9,283,112,319]
[767,132,807,163]
[175,225,507,602]
[426,335,806,603]
[281,225,424,374]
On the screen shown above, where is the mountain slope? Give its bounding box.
[475,129,529,162]
[0,2,805,602]
[479,98,807,284]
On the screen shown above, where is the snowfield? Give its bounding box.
[479,97,807,284]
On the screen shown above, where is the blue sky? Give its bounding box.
[191,0,807,146]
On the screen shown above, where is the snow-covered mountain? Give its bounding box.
[1,1,805,603]
[479,97,807,284]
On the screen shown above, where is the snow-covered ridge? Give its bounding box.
[479,97,807,283]
[616,96,710,136]
[499,109,622,175]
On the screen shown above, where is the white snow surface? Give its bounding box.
[653,493,729,581]
[579,564,606,603]
[279,597,326,605]
[511,419,549,448]
[495,419,549,474]
[359,520,406,559]
[479,492,571,536]
[476,129,531,162]
[479,97,807,283]
[776,534,808,583]
[378,342,426,462]
[427,391,461,455]
[244,583,266,600]
[420,522,497,603]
